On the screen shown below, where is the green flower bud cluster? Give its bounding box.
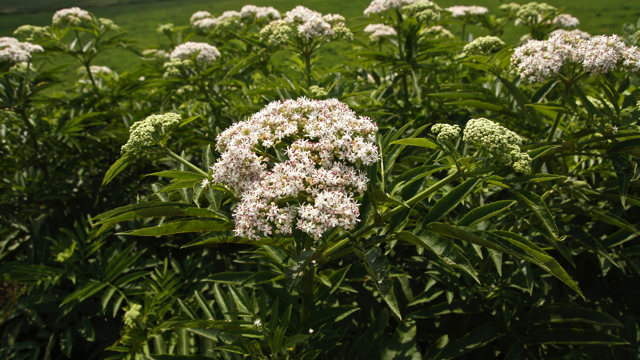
[14,25,50,41]
[309,85,328,99]
[259,20,292,46]
[121,113,181,153]
[156,23,174,36]
[463,36,505,55]
[123,304,142,327]
[432,123,461,142]
[9,62,37,75]
[499,2,522,16]
[162,59,191,78]
[403,1,443,23]
[515,2,557,19]
[463,118,531,173]
[98,18,120,31]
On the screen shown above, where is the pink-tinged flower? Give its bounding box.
[577,34,627,76]
[548,28,590,40]
[552,14,579,28]
[210,98,379,240]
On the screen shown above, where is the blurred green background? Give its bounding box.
[0,0,638,74]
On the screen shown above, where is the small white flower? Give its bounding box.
[309,328,314,334]
[254,319,262,327]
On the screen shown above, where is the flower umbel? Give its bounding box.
[170,42,221,63]
[121,113,181,153]
[210,98,379,240]
[463,36,505,56]
[431,124,461,143]
[463,118,531,173]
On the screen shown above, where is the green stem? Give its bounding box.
[20,59,31,100]
[300,264,314,329]
[546,79,572,142]
[74,29,97,90]
[303,50,312,90]
[164,147,209,177]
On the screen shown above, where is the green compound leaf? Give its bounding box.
[302,305,359,328]
[102,152,139,185]
[423,178,480,226]
[390,137,439,149]
[181,231,293,248]
[147,170,207,180]
[117,219,233,236]
[398,231,479,283]
[610,153,636,206]
[426,223,583,299]
[93,202,194,221]
[355,243,402,320]
[525,329,629,345]
[95,205,193,225]
[380,320,417,360]
[512,188,559,238]
[457,200,516,227]
[525,306,623,327]
[507,174,565,184]
[590,208,640,235]
[348,308,389,360]
[153,179,201,195]
[433,322,505,360]
[205,272,255,285]
[526,145,560,159]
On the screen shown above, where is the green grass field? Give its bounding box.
[0,0,638,74]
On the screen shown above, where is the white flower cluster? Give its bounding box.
[191,6,280,30]
[431,124,461,143]
[577,35,634,76]
[548,28,590,40]
[52,7,92,25]
[191,11,212,23]
[446,5,489,18]
[208,98,379,240]
[0,37,43,63]
[363,0,417,16]
[552,14,579,28]
[364,24,397,41]
[240,5,281,20]
[170,42,220,63]
[512,33,640,81]
[260,6,352,45]
[463,36,505,55]
[463,118,530,173]
[121,113,181,153]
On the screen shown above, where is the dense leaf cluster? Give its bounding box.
[1,3,640,360]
